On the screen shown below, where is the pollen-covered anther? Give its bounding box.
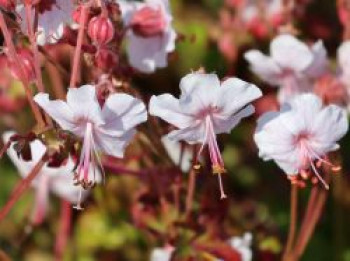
[193,164,201,171]
[212,164,227,175]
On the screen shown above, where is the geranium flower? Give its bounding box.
[244,34,328,102]
[254,94,348,188]
[34,85,147,208]
[149,72,262,198]
[118,0,176,73]
[17,0,74,46]
[3,131,100,223]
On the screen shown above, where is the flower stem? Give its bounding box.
[69,2,92,88]
[283,183,298,261]
[0,152,47,222]
[185,168,197,217]
[55,199,72,261]
[0,12,45,128]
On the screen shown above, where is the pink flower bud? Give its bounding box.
[9,49,36,83]
[130,6,166,37]
[94,48,118,72]
[88,15,115,46]
[0,0,15,11]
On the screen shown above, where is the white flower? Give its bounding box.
[228,233,253,261]
[150,72,262,198]
[150,246,174,261]
[118,0,176,73]
[241,0,283,26]
[17,0,74,46]
[3,131,100,223]
[254,94,348,188]
[244,34,328,102]
[34,85,147,208]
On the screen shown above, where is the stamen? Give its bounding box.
[73,188,84,211]
[217,173,227,199]
[309,159,329,190]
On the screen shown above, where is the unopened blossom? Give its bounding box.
[150,246,174,261]
[150,72,262,198]
[34,85,147,208]
[3,131,100,224]
[118,0,176,73]
[17,0,74,46]
[254,94,348,189]
[245,34,328,102]
[240,0,284,38]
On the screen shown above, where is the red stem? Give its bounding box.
[69,2,92,88]
[0,12,45,127]
[55,199,72,261]
[0,153,47,222]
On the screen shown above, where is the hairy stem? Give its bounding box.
[0,12,45,127]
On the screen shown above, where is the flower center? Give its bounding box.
[196,115,227,199]
[291,132,340,189]
[73,122,102,210]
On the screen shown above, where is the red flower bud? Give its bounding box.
[94,48,118,72]
[88,15,115,46]
[130,6,166,37]
[0,0,15,11]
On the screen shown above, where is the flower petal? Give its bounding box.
[102,93,147,134]
[149,94,193,129]
[305,40,328,78]
[244,50,282,85]
[66,85,104,125]
[270,34,313,72]
[167,122,205,144]
[34,93,76,131]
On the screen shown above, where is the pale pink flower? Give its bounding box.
[34,85,147,208]
[150,246,174,261]
[3,131,100,223]
[149,72,262,198]
[17,0,74,46]
[245,34,328,102]
[118,0,176,73]
[254,94,348,188]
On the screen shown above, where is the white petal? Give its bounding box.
[167,122,205,144]
[179,72,221,97]
[150,247,173,261]
[94,129,136,158]
[270,34,313,72]
[310,105,348,154]
[213,105,255,134]
[34,93,76,131]
[305,40,328,78]
[244,50,283,85]
[66,85,104,125]
[102,93,147,135]
[218,77,262,115]
[149,94,193,129]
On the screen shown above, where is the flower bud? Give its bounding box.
[9,49,36,83]
[94,48,118,72]
[130,6,166,37]
[0,0,15,11]
[88,15,115,46]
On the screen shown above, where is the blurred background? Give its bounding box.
[0,0,350,260]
